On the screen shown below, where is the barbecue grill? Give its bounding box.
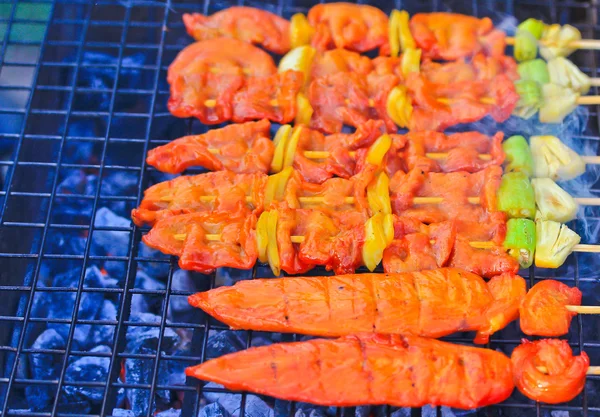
[1,0,599,416]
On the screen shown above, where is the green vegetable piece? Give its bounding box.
[502,135,534,177]
[519,18,545,39]
[513,80,542,119]
[503,218,536,268]
[514,19,545,62]
[497,172,536,219]
[517,59,550,85]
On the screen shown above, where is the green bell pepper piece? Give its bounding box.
[513,80,542,119]
[503,218,536,268]
[502,135,534,177]
[519,18,545,39]
[514,19,545,62]
[517,59,550,85]
[497,172,536,219]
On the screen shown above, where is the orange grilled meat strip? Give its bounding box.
[189,267,526,343]
[410,13,506,60]
[186,333,515,409]
[182,7,291,54]
[519,280,582,336]
[308,3,389,52]
[146,119,273,175]
[512,339,589,404]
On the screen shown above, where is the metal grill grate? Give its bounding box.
[0,1,600,417]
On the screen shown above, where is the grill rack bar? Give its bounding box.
[0,0,598,417]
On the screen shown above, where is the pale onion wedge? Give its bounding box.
[540,24,581,60]
[531,178,579,223]
[530,135,586,181]
[535,215,581,269]
[538,83,578,124]
[547,56,591,95]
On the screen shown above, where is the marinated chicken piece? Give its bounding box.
[146,120,273,174]
[308,3,388,52]
[232,71,304,124]
[183,7,291,54]
[410,13,506,60]
[189,268,526,343]
[512,339,589,404]
[132,171,266,226]
[142,211,258,274]
[519,280,582,336]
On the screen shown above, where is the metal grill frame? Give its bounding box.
[0,1,599,417]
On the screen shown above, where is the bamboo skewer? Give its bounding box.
[187,193,600,206]
[203,95,600,109]
[505,36,600,51]
[537,365,600,375]
[207,145,600,165]
[171,232,600,253]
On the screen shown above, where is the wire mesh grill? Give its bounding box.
[0,0,600,417]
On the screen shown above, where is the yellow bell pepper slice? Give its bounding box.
[295,92,313,125]
[266,209,281,275]
[256,210,270,263]
[386,86,412,128]
[283,126,303,169]
[270,124,292,173]
[367,171,391,215]
[278,46,317,90]
[363,213,390,272]
[388,10,402,58]
[265,166,294,205]
[401,48,421,77]
[382,213,394,245]
[289,13,314,49]
[397,10,416,52]
[366,134,392,166]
